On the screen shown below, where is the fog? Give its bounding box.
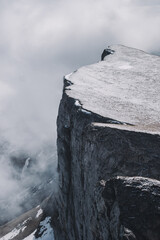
[0,0,159,224]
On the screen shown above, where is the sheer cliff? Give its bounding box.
[54,45,160,240]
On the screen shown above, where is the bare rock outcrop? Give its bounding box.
[102,176,160,240]
[54,45,160,240]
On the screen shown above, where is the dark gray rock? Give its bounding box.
[54,45,160,240]
[101,48,115,60]
[102,176,160,240]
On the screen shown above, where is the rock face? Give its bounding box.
[102,177,160,240]
[54,45,160,240]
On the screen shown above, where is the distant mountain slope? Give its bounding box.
[0,197,54,240]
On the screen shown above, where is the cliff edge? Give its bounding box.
[54,45,160,240]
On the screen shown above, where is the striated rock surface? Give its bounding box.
[54,45,160,240]
[102,176,160,240]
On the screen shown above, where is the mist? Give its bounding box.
[0,0,160,224]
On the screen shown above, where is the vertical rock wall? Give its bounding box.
[53,46,160,240]
[53,81,160,240]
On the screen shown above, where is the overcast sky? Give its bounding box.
[0,0,160,217]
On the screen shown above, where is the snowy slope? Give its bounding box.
[23,217,54,240]
[66,45,160,134]
[0,204,54,240]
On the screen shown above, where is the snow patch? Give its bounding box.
[106,49,114,54]
[22,217,32,225]
[35,217,54,240]
[23,230,36,240]
[0,216,33,240]
[81,109,91,115]
[36,209,43,218]
[0,228,21,240]
[0,217,54,240]
[75,100,81,107]
[21,226,27,232]
[65,72,73,80]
